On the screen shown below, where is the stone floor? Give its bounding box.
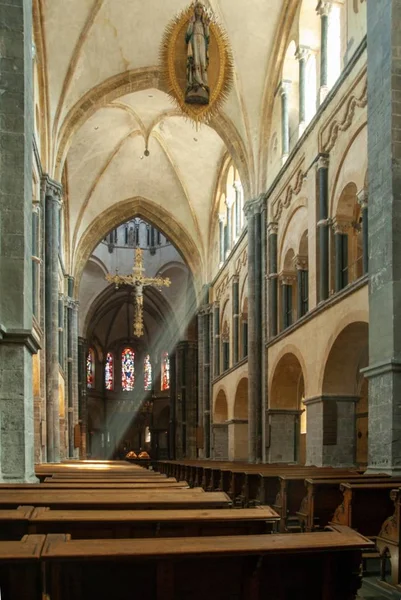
[359,576,401,599]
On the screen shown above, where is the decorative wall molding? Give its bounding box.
[319,69,367,153]
[235,248,248,275]
[215,273,230,300]
[271,158,306,223]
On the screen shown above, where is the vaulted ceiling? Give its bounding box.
[34,0,296,283]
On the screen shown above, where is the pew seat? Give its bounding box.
[27,506,280,538]
[2,482,189,490]
[39,526,373,600]
[0,534,45,600]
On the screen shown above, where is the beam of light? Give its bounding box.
[102,276,199,460]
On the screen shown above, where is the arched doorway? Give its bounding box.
[229,378,248,460]
[213,390,228,459]
[269,353,305,463]
[320,321,369,466]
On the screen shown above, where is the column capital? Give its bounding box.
[232,274,239,284]
[278,79,292,97]
[243,193,266,217]
[317,154,330,170]
[218,212,226,224]
[267,221,278,235]
[316,0,332,17]
[357,189,368,210]
[293,254,309,270]
[279,271,297,285]
[41,174,63,200]
[332,216,351,234]
[295,45,311,62]
[225,195,235,209]
[213,301,220,309]
[233,180,243,192]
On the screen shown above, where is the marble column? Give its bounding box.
[218,213,225,265]
[294,255,308,319]
[232,277,240,364]
[280,274,295,330]
[332,218,349,292]
[43,176,62,463]
[296,45,310,136]
[317,155,330,302]
[317,0,331,103]
[357,189,368,275]
[279,80,292,163]
[197,310,205,457]
[234,181,243,238]
[0,0,39,481]
[268,222,279,337]
[78,337,88,459]
[244,195,265,463]
[32,203,40,319]
[363,0,401,474]
[225,196,235,257]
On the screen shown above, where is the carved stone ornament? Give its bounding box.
[160,2,233,125]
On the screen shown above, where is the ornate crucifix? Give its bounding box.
[105,248,171,337]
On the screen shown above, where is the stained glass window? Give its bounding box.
[144,354,152,391]
[122,348,135,391]
[161,351,170,391]
[105,352,114,391]
[86,349,95,389]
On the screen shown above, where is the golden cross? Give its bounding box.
[105,248,171,337]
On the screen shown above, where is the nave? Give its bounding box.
[0,459,400,598]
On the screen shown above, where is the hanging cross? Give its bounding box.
[105,248,171,337]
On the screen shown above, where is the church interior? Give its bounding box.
[0,0,400,598]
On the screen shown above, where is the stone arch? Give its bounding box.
[72,196,203,300]
[214,389,228,424]
[269,351,305,463]
[231,377,249,461]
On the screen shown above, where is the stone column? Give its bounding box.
[197,310,205,458]
[218,213,225,266]
[204,307,212,458]
[244,196,265,463]
[305,395,357,467]
[317,155,330,302]
[317,0,331,103]
[234,181,243,238]
[175,341,197,458]
[66,276,79,458]
[357,189,368,275]
[0,0,39,482]
[280,273,296,330]
[279,80,292,163]
[268,222,279,337]
[78,337,88,459]
[32,202,40,319]
[232,277,240,364]
[169,350,176,459]
[225,196,235,257]
[363,0,401,475]
[213,302,220,377]
[296,45,310,136]
[43,176,62,463]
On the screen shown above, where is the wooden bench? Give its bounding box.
[376,487,401,588]
[0,534,45,600]
[44,476,170,483]
[0,506,35,540]
[4,482,189,490]
[39,526,373,600]
[329,482,399,538]
[0,490,231,510]
[26,506,279,539]
[296,476,396,532]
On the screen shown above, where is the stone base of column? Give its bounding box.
[305,396,357,467]
[267,410,302,463]
[212,423,228,460]
[227,419,248,461]
[363,362,401,474]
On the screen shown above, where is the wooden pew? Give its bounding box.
[40,526,373,600]
[0,534,45,600]
[27,506,280,539]
[0,490,231,510]
[376,487,401,588]
[330,482,399,537]
[44,476,171,483]
[296,476,397,532]
[1,482,189,490]
[0,506,35,540]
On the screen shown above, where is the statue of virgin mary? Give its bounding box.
[185,2,210,105]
